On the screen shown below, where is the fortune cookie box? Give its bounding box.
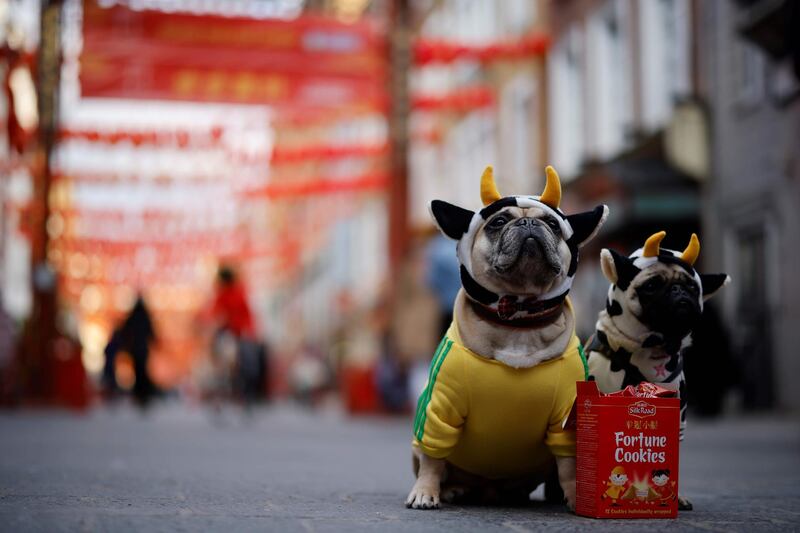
[568,381,681,519]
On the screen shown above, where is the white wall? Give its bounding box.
[548,26,585,180]
[499,72,539,194]
[586,0,633,160]
[639,0,691,131]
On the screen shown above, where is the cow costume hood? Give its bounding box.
[589,231,731,441]
[598,231,732,353]
[429,165,609,321]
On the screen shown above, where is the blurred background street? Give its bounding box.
[0,404,798,531]
[1,0,800,530]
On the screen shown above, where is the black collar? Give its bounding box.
[467,297,566,329]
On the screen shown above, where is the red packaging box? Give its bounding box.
[570,381,681,519]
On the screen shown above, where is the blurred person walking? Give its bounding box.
[387,240,439,410]
[206,265,267,406]
[425,232,460,339]
[103,296,158,407]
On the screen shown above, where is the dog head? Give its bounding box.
[600,231,730,346]
[429,166,608,319]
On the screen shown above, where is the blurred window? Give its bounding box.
[734,226,775,408]
[731,38,767,109]
[639,0,691,130]
[446,110,497,208]
[499,73,538,192]
[548,26,585,180]
[586,0,633,160]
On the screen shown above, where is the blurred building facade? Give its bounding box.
[545,0,703,341]
[406,0,800,411]
[2,0,798,411]
[408,0,550,227]
[697,0,800,410]
[2,0,393,394]
[544,0,800,411]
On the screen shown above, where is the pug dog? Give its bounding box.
[406,166,608,511]
[586,231,730,510]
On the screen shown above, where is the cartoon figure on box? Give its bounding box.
[648,469,676,506]
[602,466,630,506]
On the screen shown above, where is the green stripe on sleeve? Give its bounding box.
[414,339,453,441]
[578,343,589,380]
[413,336,446,435]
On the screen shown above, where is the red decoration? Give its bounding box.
[57,130,389,165]
[271,143,389,163]
[412,86,495,112]
[58,127,224,149]
[342,365,380,414]
[80,0,388,108]
[243,172,389,199]
[413,34,550,65]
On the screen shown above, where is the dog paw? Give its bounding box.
[562,481,576,512]
[440,485,467,504]
[405,480,440,510]
[678,495,693,511]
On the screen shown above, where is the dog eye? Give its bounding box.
[641,277,664,292]
[544,217,560,233]
[489,216,509,228]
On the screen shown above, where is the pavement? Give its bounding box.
[0,401,798,532]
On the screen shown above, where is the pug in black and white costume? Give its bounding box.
[586,231,730,510]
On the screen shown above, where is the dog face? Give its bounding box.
[428,166,608,313]
[471,204,573,295]
[600,231,730,343]
[634,262,701,339]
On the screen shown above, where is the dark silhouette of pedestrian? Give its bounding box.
[104,296,158,407]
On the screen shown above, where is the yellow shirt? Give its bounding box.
[412,309,587,480]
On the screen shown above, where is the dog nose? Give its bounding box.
[669,284,687,298]
[515,218,532,227]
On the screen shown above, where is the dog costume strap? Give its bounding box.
[467,291,568,327]
[459,261,575,307]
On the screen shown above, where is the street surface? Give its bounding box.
[0,402,798,532]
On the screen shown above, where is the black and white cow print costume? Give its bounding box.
[430,166,609,322]
[587,231,731,440]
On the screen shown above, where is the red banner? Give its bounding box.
[413,34,550,65]
[412,86,495,112]
[243,172,389,199]
[80,0,388,107]
[57,128,389,163]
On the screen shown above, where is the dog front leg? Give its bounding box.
[555,455,577,511]
[406,448,446,510]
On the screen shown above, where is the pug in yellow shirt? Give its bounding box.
[406,166,608,511]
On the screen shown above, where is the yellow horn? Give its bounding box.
[540,166,562,209]
[480,166,501,206]
[681,233,700,265]
[642,231,666,258]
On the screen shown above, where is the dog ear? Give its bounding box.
[601,249,641,290]
[566,205,609,247]
[429,200,475,240]
[600,249,618,284]
[700,273,730,300]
